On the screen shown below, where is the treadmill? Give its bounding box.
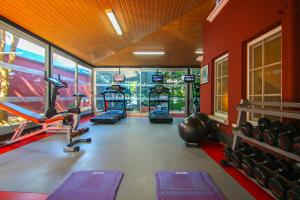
[91,85,127,124]
[148,85,173,123]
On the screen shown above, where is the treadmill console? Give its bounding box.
[111,85,122,91]
[183,75,195,83]
[154,85,164,93]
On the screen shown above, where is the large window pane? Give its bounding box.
[78,64,92,113]
[95,69,187,114]
[141,71,156,113]
[0,29,46,126]
[95,71,116,112]
[216,79,221,95]
[222,78,228,96]
[214,55,228,116]
[249,96,262,120]
[264,64,281,95]
[249,69,262,95]
[124,71,140,112]
[95,71,139,112]
[248,28,281,122]
[222,61,228,76]
[162,70,186,112]
[52,52,76,112]
[191,68,201,82]
[264,36,281,65]
[250,44,262,69]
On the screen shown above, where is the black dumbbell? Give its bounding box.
[287,186,300,200]
[223,143,249,162]
[268,163,300,200]
[293,138,300,156]
[241,153,274,177]
[253,160,291,187]
[239,117,271,138]
[252,118,272,141]
[277,124,299,151]
[263,121,285,146]
[231,146,260,169]
[240,122,253,137]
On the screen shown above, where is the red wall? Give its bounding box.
[200,0,299,135]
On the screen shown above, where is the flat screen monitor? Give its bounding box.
[152,75,163,83]
[184,75,195,83]
[113,74,125,82]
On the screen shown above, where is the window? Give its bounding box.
[140,69,186,113]
[161,69,186,113]
[78,64,92,113]
[95,70,140,112]
[52,51,76,112]
[95,68,187,114]
[95,71,117,112]
[214,54,228,118]
[0,23,47,127]
[247,26,282,121]
[141,70,156,113]
[0,21,93,131]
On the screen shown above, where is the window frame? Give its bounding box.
[214,53,229,119]
[51,48,93,113]
[77,63,93,113]
[247,26,282,122]
[0,19,94,130]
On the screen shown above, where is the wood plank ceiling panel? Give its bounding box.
[1,0,215,67]
[96,0,214,66]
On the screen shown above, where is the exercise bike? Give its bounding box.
[45,75,89,135]
[0,74,91,152]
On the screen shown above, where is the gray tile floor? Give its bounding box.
[0,118,254,200]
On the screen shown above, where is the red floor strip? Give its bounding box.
[0,133,52,155]
[0,191,48,200]
[201,140,274,200]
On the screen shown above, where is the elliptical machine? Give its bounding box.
[45,74,89,135]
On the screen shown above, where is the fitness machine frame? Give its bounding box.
[148,85,170,115]
[148,85,173,123]
[103,85,127,115]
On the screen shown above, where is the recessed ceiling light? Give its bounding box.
[133,51,165,55]
[195,49,204,54]
[105,9,123,36]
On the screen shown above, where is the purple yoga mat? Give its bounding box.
[47,171,123,200]
[156,171,226,200]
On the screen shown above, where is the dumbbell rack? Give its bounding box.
[231,99,300,199]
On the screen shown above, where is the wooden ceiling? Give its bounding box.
[1,0,215,67]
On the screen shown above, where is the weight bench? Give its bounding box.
[0,102,91,152]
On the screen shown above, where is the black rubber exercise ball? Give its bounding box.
[178,114,208,144]
[193,112,210,124]
[193,112,218,134]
